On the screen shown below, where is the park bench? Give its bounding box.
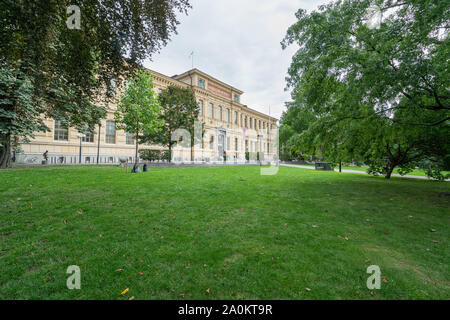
[315,162,333,171]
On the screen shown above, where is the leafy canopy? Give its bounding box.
[114,71,164,142]
[0,0,191,168]
[281,0,449,178]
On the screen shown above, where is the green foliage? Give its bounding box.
[0,0,191,168]
[139,149,170,162]
[146,86,200,161]
[281,0,450,178]
[115,71,163,142]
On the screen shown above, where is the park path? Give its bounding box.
[280,163,448,181]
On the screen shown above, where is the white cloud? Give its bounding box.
[144,0,331,120]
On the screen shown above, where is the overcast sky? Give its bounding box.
[144,0,331,121]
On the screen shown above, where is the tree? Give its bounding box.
[281,0,449,178]
[114,71,163,169]
[279,102,316,161]
[146,86,199,162]
[0,0,191,168]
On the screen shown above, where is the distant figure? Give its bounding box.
[43,150,48,164]
[223,150,227,162]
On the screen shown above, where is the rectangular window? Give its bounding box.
[105,121,116,144]
[263,122,265,129]
[198,100,203,116]
[250,117,252,129]
[267,142,270,153]
[227,137,230,151]
[226,109,230,122]
[234,111,238,124]
[233,94,239,103]
[218,106,222,121]
[209,135,214,150]
[235,138,238,151]
[254,119,257,129]
[82,131,94,143]
[126,132,134,145]
[198,78,205,89]
[107,77,116,97]
[209,103,214,118]
[244,116,247,128]
[259,120,261,129]
[54,120,68,141]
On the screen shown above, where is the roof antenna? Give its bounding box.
[189,51,194,69]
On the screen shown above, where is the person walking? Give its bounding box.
[43,150,49,164]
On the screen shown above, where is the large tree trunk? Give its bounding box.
[135,139,139,165]
[385,164,395,179]
[0,134,12,169]
[168,144,172,163]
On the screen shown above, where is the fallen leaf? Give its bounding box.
[138,272,143,276]
[128,296,135,300]
[98,234,102,238]
[382,276,388,283]
[63,220,67,224]
[432,240,438,243]
[179,293,185,297]
[115,268,123,272]
[429,229,437,232]
[77,209,84,214]
[205,288,210,294]
[344,236,349,241]
[312,225,318,228]
[305,288,311,292]
[121,288,129,295]
[284,223,288,226]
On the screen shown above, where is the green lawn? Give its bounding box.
[293,163,448,177]
[1,165,449,299]
[339,165,449,177]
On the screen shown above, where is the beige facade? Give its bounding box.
[16,68,278,164]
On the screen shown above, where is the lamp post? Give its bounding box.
[257,134,263,166]
[76,133,86,164]
[97,123,101,164]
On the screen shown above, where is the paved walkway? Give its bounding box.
[281,163,448,181]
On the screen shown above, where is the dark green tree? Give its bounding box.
[146,86,199,162]
[281,0,449,178]
[114,71,163,168]
[0,0,191,168]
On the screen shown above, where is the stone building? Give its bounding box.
[15,68,278,165]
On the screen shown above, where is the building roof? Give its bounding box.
[173,68,244,95]
[146,67,277,122]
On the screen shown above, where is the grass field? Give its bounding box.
[295,163,449,177]
[1,165,449,299]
